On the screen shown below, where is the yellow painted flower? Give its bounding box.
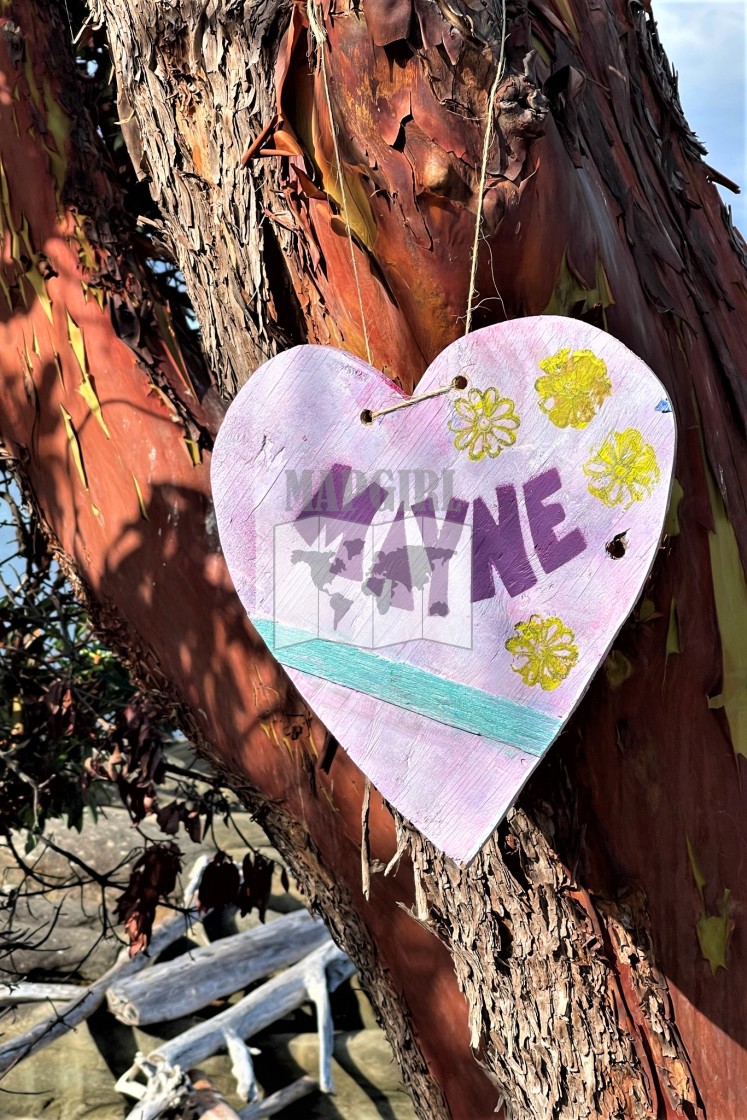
[536,347,612,429]
[584,427,660,508]
[448,387,520,461]
[506,615,578,691]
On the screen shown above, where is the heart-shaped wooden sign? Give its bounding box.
[212,317,675,862]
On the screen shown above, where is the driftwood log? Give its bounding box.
[0,906,197,1076]
[115,939,354,1116]
[0,856,209,1076]
[107,909,329,1025]
[145,941,355,1076]
[238,1075,319,1118]
[118,1060,191,1120]
[117,942,355,1119]
[0,982,84,1005]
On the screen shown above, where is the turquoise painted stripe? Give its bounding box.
[253,619,559,757]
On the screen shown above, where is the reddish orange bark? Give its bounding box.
[0,9,493,1116]
[251,5,747,1110]
[3,0,747,1117]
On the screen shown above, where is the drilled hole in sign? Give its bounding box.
[452,375,468,389]
[360,409,374,425]
[605,532,628,559]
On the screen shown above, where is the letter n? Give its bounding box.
[472,487,536,600]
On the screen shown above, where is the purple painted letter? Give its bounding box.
[523,468,586,574]
[295,464,389,580]
[472,487,536,601]
[412,497,469,617]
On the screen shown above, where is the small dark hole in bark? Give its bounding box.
[501,829,532,894]
[452,374,468,389]
[495,914,514,962]
[360,409,374,425]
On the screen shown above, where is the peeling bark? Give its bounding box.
[407,806,703,1118]
[89,0,301,393]
[2,0,747,1117]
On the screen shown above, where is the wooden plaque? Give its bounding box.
[212,317,676,862]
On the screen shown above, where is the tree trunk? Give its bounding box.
[1,1,746,1117]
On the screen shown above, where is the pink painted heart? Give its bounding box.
[212,317,675,862]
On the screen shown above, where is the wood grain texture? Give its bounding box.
[107,910,329,1025]
[213,317,675,861]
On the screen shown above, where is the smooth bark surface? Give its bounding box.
[1,1,746,1117]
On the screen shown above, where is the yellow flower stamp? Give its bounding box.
[505,615,579,691]
[448,387,520,461]
[536,347,612,429]
[583,428,660,508]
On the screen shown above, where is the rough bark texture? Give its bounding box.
[2,0,747,1117]
[407,807,702,1118]
[0,8,476,1116]
[92,0,297,390]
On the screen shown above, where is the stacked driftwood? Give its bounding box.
[0,858,354,1118]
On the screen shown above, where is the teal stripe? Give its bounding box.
[253,619,559,757]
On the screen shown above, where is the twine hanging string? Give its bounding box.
[307,0,373,366]
[358,7,509,423]
[464,0,509,337]
[360,375,468,424]
[306,0,507,415]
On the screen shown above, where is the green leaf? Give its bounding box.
[604,649,633,689]
[703,457,747,761]
[697,889,733,976]
[664,476,684,538]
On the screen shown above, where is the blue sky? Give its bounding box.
[655,0,746,233]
